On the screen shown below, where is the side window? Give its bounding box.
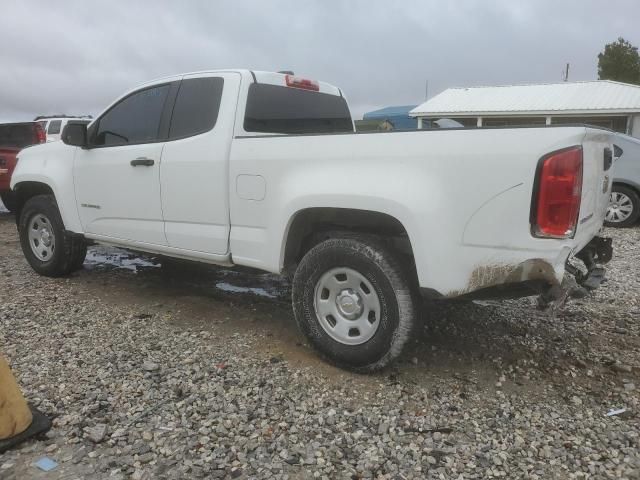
[48,120,62,134]
[169,77,224,139]
[93,84,170,146]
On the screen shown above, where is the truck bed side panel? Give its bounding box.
[229,126,612,297]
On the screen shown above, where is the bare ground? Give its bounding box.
[0,210,638,479]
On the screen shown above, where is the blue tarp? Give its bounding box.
[363,105,418,130]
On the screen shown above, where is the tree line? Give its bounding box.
[598,37,640,85]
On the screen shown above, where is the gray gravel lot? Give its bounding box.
[0,208,639,479]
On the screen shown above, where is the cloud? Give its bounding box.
[1,0,638,121]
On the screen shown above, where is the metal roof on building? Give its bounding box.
[410,80,640,117]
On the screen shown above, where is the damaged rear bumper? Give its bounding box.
[423,236,613,301]
[570,236,613,290]
[538,235,612,307]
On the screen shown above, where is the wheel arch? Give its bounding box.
[12,181,55,225]
[281,207,416,275]
[612,180,640,196]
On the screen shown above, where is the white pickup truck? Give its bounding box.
[11,70,614,371]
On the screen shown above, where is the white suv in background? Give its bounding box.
[35,117,91,142]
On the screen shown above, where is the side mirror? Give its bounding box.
[61,122,88,148]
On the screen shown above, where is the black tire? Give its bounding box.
[292,234,419,372]
[69,241,88,272]
[0,191,16,213]
[19,195,87,277]
[605,185,640,228]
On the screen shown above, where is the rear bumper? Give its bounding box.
[0,171,11,191]
[0,160,16,191]
[570,236,612,290]
[421,235,613,301]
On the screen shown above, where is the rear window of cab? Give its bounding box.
[244,83,353,135]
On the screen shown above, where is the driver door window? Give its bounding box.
[74,82,172,245]
[93,84,170,146]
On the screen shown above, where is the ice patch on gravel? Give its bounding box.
[215,281,276,298]
[84,246,160,272]
[82,245,288,298]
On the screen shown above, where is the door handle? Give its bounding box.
[130,157,155,167]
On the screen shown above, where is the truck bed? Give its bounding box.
[230,125,613,297]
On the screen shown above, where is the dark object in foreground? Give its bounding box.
[0,406,51,454]
[0,355,52,453]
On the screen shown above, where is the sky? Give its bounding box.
[1,0,639,122]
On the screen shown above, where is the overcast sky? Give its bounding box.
[1,0,639,122]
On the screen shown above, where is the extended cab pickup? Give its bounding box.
[11,70,615,371]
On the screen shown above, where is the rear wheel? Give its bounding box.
[19,195,86,277]
[292,234,419,372]
[605,185,640,228]
[0,192,16,213]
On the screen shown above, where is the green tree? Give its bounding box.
[598,37,640,85]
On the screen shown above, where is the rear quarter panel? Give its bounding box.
[229,126,611,296]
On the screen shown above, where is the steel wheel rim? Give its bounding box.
[606,192,634,223]
[314,267,381,345]
[28,213,55,261]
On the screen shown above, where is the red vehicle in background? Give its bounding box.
[0,122,46,212]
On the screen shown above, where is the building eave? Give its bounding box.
[410,109,640,118]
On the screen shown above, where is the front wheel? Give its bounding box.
[605,185,640,228]
[0,192,16,213]
[292,234,420,372]
[18,195,87,277]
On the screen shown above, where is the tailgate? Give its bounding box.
[0,147,19,190]
[575,128,614,250]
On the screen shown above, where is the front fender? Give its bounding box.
[11,143,83,233]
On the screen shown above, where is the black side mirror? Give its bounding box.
[62,122,88,148]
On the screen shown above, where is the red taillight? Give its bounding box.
[35,124,46,144]
[285,74,319,91]
[532,146,583,238]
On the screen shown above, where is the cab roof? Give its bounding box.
[135,69,343,97]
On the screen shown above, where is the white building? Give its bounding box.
[410,80,640,138]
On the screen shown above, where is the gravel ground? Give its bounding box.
[0,209,638,479]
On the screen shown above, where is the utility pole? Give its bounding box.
[425,80,429,100]
[563,63,570,82]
